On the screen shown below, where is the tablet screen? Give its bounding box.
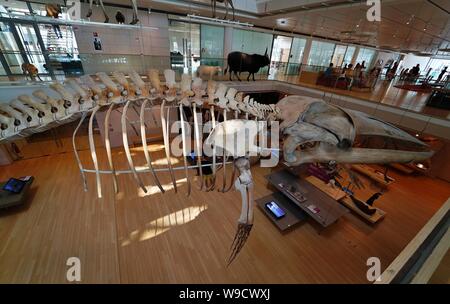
[265,201,286,219]
[2,178,26,194]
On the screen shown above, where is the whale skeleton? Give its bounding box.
[0,69,433,265]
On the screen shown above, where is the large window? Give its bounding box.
[289,38,307,63]
[286,37,306,75]
[307,40,335,67]
[343,46,356,66]
[331,45,347,67]
[426,58,450,81]
[200,24,224,66]
[169,20,200,74]
[356,47,376,68]
[232,29,273,56]
[231,29,273,75]
[0,21,24,74]
[0,1,82,77]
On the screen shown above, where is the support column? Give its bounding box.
[223,26,233,61]
[351,46,360,66]
[301,38,312,66]
[0,50,13,80]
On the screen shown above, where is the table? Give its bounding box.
[266,169,349,228]
[0,176,34,209]
[256,192,307,231]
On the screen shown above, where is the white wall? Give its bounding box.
[74,3,170,74]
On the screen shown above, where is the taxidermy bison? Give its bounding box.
[225,49,270,81]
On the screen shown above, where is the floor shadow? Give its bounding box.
[0,187,38,217]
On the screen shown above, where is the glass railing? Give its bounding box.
[0,53,448,122]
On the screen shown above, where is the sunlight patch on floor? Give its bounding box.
[145,156,181,166]
[131,144,165,152]
[138,178,187,197]
[120,204,208,246]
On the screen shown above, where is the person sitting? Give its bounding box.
[324,63,334,78]
[317,63,336,87]
[345,64,355,89]
[342,64,348,74]
[335,64,351,89]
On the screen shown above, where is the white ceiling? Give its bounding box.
[142,0,450,55]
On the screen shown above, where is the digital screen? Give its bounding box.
[2,178,26,194]
[265,201,286,219]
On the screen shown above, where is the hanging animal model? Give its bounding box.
[211,0,235,20]
[87,0,139,24]
[45,4,63,38]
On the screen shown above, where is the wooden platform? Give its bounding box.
[351,164,394,186]
[305,175,346,201]
[305,175,385,224]
[340,196,386,224]
[389,163,414,174]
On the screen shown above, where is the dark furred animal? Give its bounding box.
[115,11,125,24]
[225,49,270,81]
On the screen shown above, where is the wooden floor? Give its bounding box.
[0,143,449,283]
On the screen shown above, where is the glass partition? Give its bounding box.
[169,20,200,74]
[287,37,306,75]
[331,45,347,67]
[343,46,355,66]
[231,28,273,75]
[356,47,376,68]
[15,23,47,73]
[200,24,224,67]
[0,60,6,75]
[231,29,273,55]
[269,35,292,78]
[308,40,335,67]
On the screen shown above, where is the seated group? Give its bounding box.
[316,61,379,91]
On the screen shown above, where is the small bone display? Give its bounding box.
[0,69,433,264]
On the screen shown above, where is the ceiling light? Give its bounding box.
[186,14,253,27]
